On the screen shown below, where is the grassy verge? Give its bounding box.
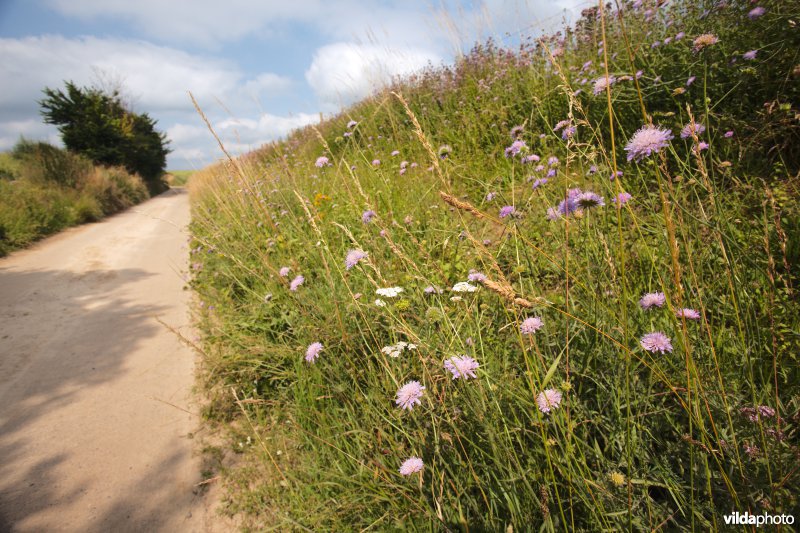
[0,141,149,256]
[190,0,799,529]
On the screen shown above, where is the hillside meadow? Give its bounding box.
[189,0,799,529]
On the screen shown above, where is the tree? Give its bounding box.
[39,81,170,192]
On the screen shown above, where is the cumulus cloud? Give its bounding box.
[305,42,440,109]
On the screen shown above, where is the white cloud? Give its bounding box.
[305,42,440,109]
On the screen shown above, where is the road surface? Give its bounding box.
[0,189,223,532]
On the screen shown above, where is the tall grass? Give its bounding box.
[190,0,799,529]
[0,140,149,255]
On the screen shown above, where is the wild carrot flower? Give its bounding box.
[748,6,766,19]
[345,249,368,270]
[639,292,666,309]
[382,341,416,358]
[315,156,330,167]
[305,342,323,363]
[289,275,305,291]
[375,299,386,307]
[537,389,563,414]
[625,125,674,161]
[640,331,673,353]
[693,33,718,52]
[279,266,291,277]
[499,205,516,218]
[743,50,757,60]
[520,316,544,334]
[376,287,403,297]
[396,380,425,410]
[399,457,424,476]
[676,308,701,320]
[452,281,478,293]
[680,122,705,139]
[444,355,480,380]
[362,209,376,223]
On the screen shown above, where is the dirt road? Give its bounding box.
[0,189,223,532]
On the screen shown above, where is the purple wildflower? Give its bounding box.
[499,205,516,218]
[748,6,766,19]
[424,285,443,294]
[613,192,633,206]
[372,159,380,166]
[593,75,616,95]
[640,332,673,353]
[444,355,480,380]
[315,156,330,168]
[695,142,709,152]
[724,130,734,138]
[676,308,701,320]
[546,207,561,220]
[610,170,623,180]
[562,126,577,140]
[635,70,644,79]
[588,165,598,174]
[468,270,487,283]
[548,156,559,167]
[396,381,425,410]
[537,389,563,414]
[305,342,323,363]
[289,275,305,291]
[347,120,358,128]
[743,50,757,60]
[546,168,557,178]
[520,316,544,335]
[625,125,674,162]
[510,125,524,139]
[399,457,424,476]
[639,292,666,309]
[345,249,368,270]
[675,31,685,40]
[391,150,400,156]
[532,178,548,190]
[553,119,570,132]
[505,140,527,158]
[686,76,696,86]
[362,210,376,223]
[486,192,497,202]
[523,154,540,164]
[576,192,605,208]
[680,122,705,139]
[279,266,291,277]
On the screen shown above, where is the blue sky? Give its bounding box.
[0,0,586,169]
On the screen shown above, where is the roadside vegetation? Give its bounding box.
[189,0,799,529]
[0,140,148,256]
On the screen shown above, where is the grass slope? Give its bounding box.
[190,0,799,529]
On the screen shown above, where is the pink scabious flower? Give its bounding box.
[520,316,544,335]
[613,192,633,206]
[693,33,718,52]
[391,150,400,156]
[748,6,766,19]
[372,159,381,166]
[345,249,368,270]
[593,75,616,95]
[347,120,357,128]
[486,191,497,202]
[424,285,443,294]
[523,154,540,164]
[675,31,685,41]
[625,125,674,162]
[362,209,376,223]
[499,205,516,218]
[639,292,666,310]
[695,142,709,152]
[686,76,696,86]
[724,130,735,138]
[640,332,673,353]
[562,125,577,140]
[395,380,425,410]
[676,308,701,320]
[289,275,305,291]
[532,178,548,190]
[553,119,571,132]
[537,389,563,414]
[444,355,480,380]
[467,270,487,283]
[305,342,323,363]
[279,266,291,277]
[315,156,330,168]
[399,457,424,476]
[576,192,605,209]
[680,122,706,139]
[510,125,525,139]
[548,156,559,167]
[504,140,527,158]
[743,50,758,60]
